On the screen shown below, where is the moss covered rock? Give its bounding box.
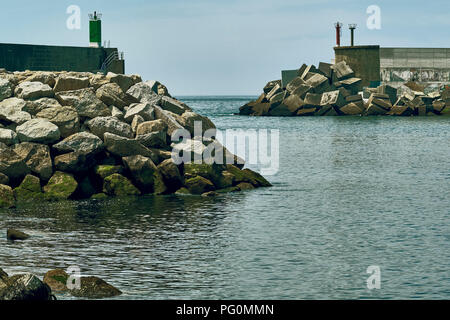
[91,193,109,199]
[226,165,272,187]
[184,163,225,187]
[13,174,44,201]
[175,187,191,195]
[216,186,240,194]
[43,171,78,200]
[185,176,215,195]
[43,269,68,293]
[0,184,15,208]
[236,182,255,191]
[103,173,140,197]
[94,165,123,179]
[122,155,167,194]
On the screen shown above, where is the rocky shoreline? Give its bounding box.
[239,61,450,117]
[0,70,271,208]
[0,266,121,300]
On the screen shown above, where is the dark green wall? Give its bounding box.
[334,45,380,88]
[0,43,124,74]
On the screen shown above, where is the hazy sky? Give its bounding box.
[0,0,448,95]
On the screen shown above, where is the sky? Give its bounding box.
[0,0,449,95]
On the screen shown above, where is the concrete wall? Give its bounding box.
[0,43,124,74]
[334,45,380,88]
[380,48,450,83]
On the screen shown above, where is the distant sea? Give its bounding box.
[1,96,449,299]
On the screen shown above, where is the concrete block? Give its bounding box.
[291,84,312,99]
[266,83,282,101]
[304,93,322,107]
[296,107,316,116]
[340,77,362,94]
[281,70,300,89]
[263,80,281,94]
[318,62,333,79]
[320,90,346,108]
[305,73,329,94]
[286,77,306,93]
[331,61,354,80]
[387,105,413,116]
[300,65,319,80]
[340,103,363,115]
[366,104,388,115]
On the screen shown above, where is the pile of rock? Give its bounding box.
[0,267,121,300]
[239,62,450,117]
[0,70,270,208]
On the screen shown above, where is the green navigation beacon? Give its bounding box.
[89,11,102,48]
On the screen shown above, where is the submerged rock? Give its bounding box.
[6,229,30,241]
[69,276,122,299]
[185,176,215,195]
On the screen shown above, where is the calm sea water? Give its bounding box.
[1,96,449,300]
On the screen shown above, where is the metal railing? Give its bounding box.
[100,51,124,73]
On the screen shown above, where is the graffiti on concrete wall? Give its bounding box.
[381,68,450,83]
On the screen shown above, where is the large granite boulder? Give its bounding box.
[0,78,12,101]
[96,82,137,109]
[0,274,52,301]
[55,88,111,118]
[106,72,136,92]
[0,144,30,180]
[136,119,167,136]
[36,106,80,138]
[53,75,90,92]
[157,159,183,191]
[0,128,18,146]
[16,119,61,144]
[103,132,158,160]
[24,72,56,87]
[23,98,62,115]
[153,105,184,136]
[179,111,216,136]
[54,152,90,173]
[0,98,31,125]
[124,102,155,123]
[53,132,104,155]
[160,96,191,115]
[14,81,54,100]
[86,116,133,139]
[122,155,167,194]
[126,81,161,103]
[135,131,167,149]
[13,142,53,181]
